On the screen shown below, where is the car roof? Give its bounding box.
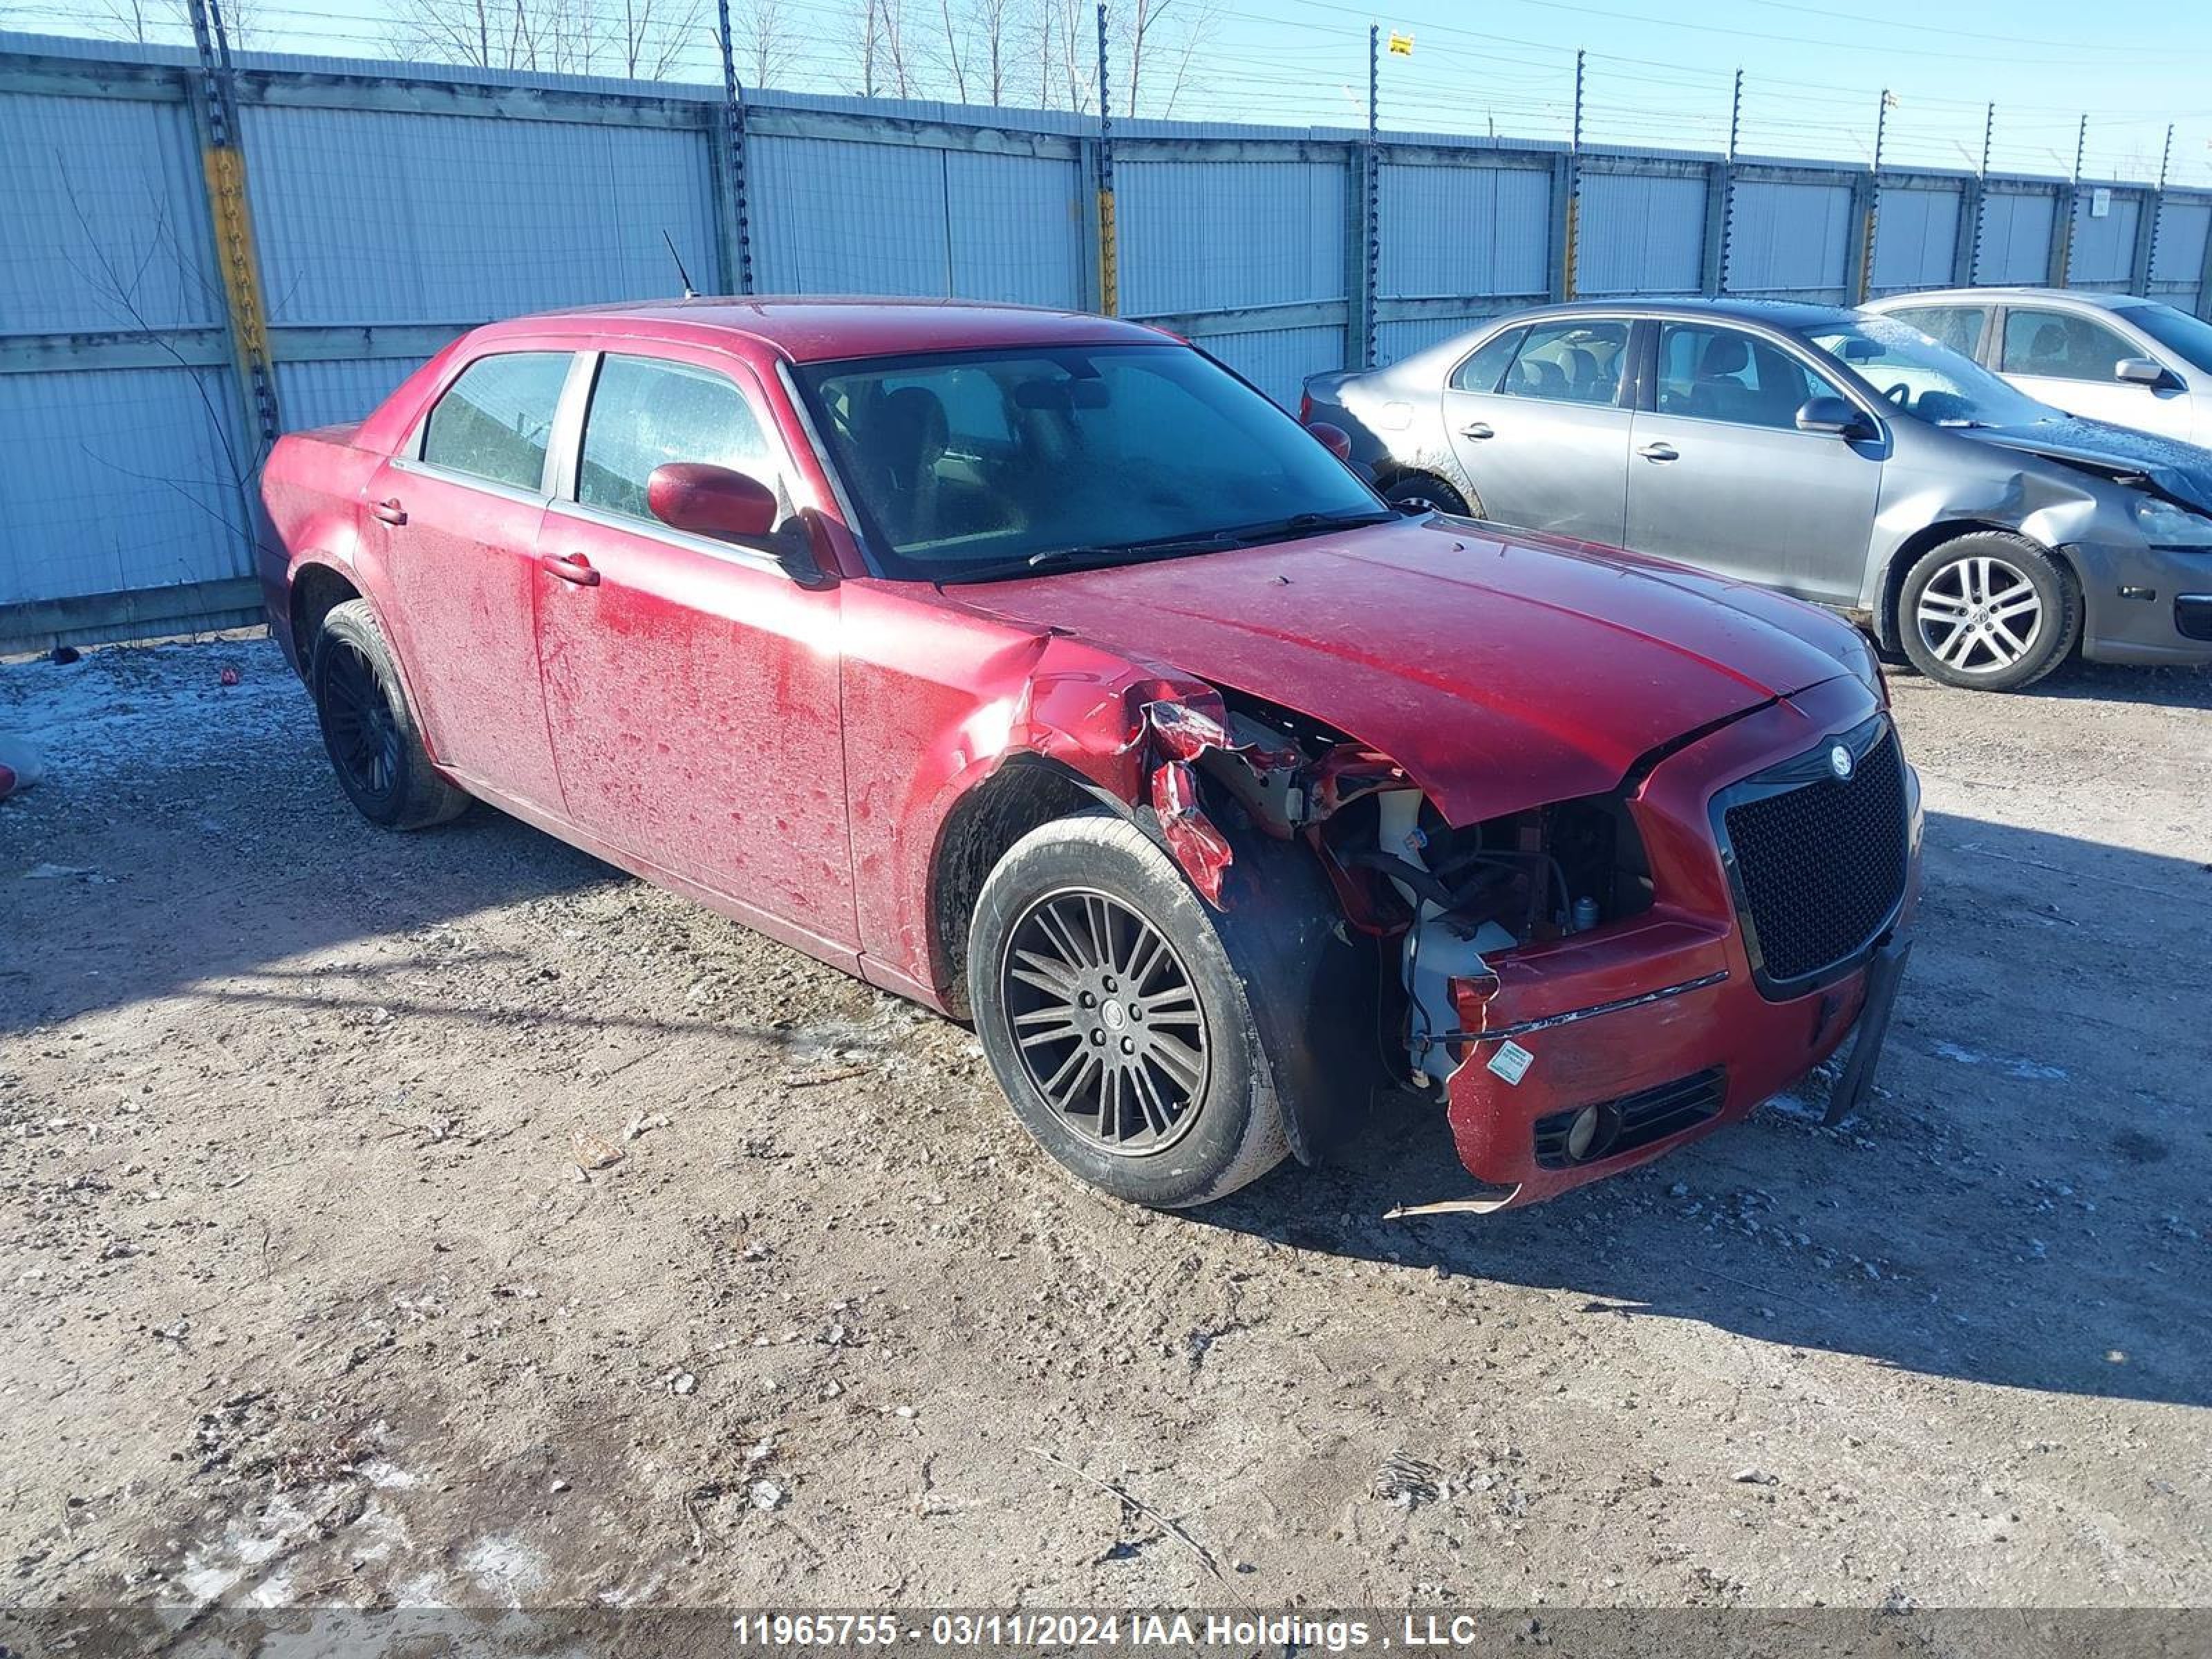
[463,296,1174,364]
[1489,296,1862,330]
[1868,286,2153,312]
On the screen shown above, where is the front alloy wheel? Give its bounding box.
[966,814,1291,1208]
[1915,554,2042,676]
[1000,888,1210,1154]
[1897,532,2078,692]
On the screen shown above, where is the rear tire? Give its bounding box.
[310,599,470,830]
[1897,531,2079,692]
[967,814,1288,1209]
[1383,473,1476,518]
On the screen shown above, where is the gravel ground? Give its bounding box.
[1,635,2207,1615]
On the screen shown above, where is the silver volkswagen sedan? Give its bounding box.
[1302,298,2212,690]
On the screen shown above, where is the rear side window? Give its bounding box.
[421,352,570,491]
[1450,328,1526,393]
[578,355,776,523]
[1887,305,1987,359]
[1999,307,2134,382]
[1494,320,1629,405]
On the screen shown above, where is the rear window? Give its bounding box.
[421,352,570,492]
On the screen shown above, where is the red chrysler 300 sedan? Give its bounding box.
[257,298,1922,1212]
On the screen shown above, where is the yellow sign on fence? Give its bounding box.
[1387,31,1414,56]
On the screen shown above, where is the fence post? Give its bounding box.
[1093,2,1119,315]
[711,0,756,294]
[182,0,280,465]
[2134,126,2173,300]
[1703,68,1739,296]
[1351,24,1379,368]
[2048,115,2086,288]
[1560,48,1584,299]
[1700,160,1730,296]
[1954,102,1992,286]
[1853,89,1888,303]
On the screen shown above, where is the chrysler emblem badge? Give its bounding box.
[1829,744,1855,781]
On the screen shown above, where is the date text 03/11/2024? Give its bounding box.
[747,1611,1497,1649]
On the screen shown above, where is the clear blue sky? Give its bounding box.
[6,0,2209,185]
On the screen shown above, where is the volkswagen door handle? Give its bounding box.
[1459,421,1495,440]
[1639,441,1680,462]
[539,551,601,586]
[371,498,407,526]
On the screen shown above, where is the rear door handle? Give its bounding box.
[1459,421,1495,440]
[1639,441,1679,462]
[538,551,601,586]
[371,498,406,526]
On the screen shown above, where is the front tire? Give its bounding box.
[1897,532,2079,692]
[967,814,1288,1208]
[310,599,470,830]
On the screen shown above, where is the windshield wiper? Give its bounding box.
[940,509,1396,585]
[942,533,1239,585]
[1219,509,1397,542]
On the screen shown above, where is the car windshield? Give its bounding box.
[1802,316,2056,429]
[2124,301,2212,375]
[794,344,1387,581]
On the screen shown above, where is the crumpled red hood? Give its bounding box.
[959,515,1860,823]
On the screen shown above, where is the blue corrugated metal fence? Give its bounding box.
[4,30,2211,648]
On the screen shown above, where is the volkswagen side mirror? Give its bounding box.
[1796,396,1873,440]
[2115,357,2171,388]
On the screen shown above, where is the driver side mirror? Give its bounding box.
[648,462,827,585]
[2115,357,2172,389]
[1795,396,1875,440]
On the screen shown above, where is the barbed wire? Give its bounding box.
[7,0,2211,185]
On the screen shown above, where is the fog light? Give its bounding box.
[1566,1105,1602,1161]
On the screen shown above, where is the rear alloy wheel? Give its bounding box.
[1898,532,2079,692]
[967,814,1288,1208]
[311,599,471,830]
[1383,474,1474,518]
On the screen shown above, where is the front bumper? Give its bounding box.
[1434,677,1923,1210]
[2070,541,2212,665]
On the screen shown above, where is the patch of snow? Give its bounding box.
[460,1535,547,1604]
[0,637,303,793]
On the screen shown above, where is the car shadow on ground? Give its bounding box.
[1200,809,2212,1412]
[1891,658,2212,709]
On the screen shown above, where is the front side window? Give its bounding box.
[1494,321,1629,405]
[1805,317,2053,428]
[2124,302,2212,375]
[796,344,1387,581]
[1999,307,2135,382]
[421,352,571,491]
[1886,305,1987,359]
[1655,322,1841,431]
[578,355,776,523]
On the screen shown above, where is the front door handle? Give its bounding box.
[371,498,406,526]
[1459,421,1495,440]
[1639,441,1680,462]
[538,551,601,586]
